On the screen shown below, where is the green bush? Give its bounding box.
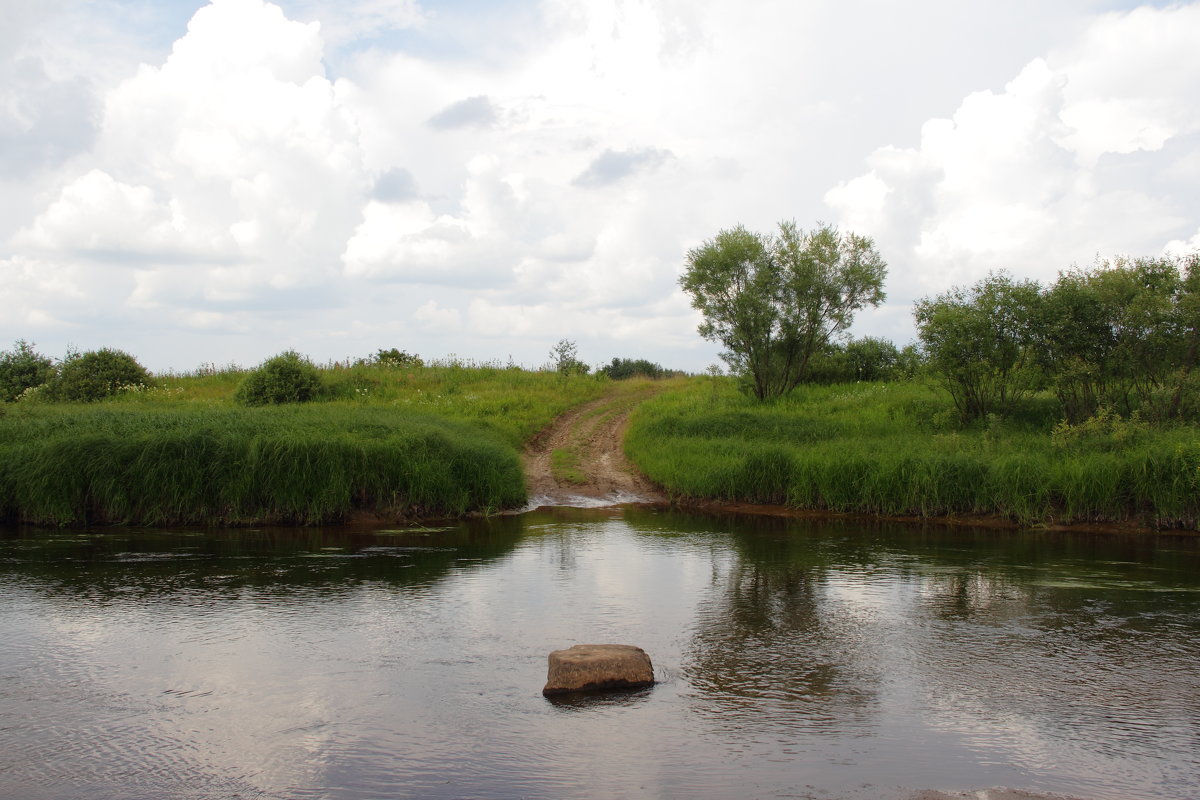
[601,357,669,380]
[0,340,54,402]
[354,348,424,368]
[47,348,150,402]
[548,339,589,377]
[915,271,1042,422]
[235,351,324,405]
[806,337,905,383]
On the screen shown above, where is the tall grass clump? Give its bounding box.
[0,405,525,526]
[626,378,1200,529]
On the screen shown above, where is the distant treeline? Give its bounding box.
[599,357,682,380]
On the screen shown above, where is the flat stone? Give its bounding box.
[542,644,655,696]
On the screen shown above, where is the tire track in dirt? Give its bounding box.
[522,384,665,509]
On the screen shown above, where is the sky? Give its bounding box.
[2,0,1198,373]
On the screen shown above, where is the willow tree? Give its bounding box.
[914,271,1042,422]
[680,221,887,400]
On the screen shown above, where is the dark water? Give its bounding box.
[1,508,1198,800]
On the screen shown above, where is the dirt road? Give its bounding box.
[522,383,665,509]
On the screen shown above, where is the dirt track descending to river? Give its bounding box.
[522,384,665,509]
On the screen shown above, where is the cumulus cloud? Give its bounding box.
[342,154,529,285]
[4,0,1199,371]
[1163,228,1200,258]
[825,4,1200,312]
[18,170,187,256]
[17,0,370,307]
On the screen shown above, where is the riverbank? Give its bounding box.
[0,405,525,526]
[0,361,611,526]
[625,378,1200,532]
[5,364,1198,531]
[522,379,672,508]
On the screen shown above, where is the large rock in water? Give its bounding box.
[542,644,655,696]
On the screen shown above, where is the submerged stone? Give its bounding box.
[542,643,655,696]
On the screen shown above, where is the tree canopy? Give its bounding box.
[680,221,887,400]
[914,254,1200,423]
[914,271,1042,421]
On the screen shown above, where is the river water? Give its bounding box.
[1,507,1197,800]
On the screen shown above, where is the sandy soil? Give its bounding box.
[521,385,666,509]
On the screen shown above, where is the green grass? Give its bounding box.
[0,405,527,526]
[550,448,587,485]
[626,378,1200,529]
[1,360,611,526]
[148,357,609,447]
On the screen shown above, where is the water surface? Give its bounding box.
[1,509,1197,799]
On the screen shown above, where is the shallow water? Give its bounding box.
[1,508,1198,800]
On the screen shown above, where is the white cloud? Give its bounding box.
[282,0,424,47]
[1163,228,1200,258]
[0,254,84,328]
[7,0,378,334]
[413,299,462,332]
[3,0,1199,371]
[826,4,1200,316]
[19,170,185,255]
[340,154,530,285]
[465,293,699,352]
[1053,5,1200,165]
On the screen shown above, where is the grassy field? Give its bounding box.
[9,354,1199,530]
[0,360,608,526]
[151,358,609,447]
[626,378,1200,529]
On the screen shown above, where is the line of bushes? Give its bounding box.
[626,380,1200,529]
[916,254,1199,423]
[0,343,150,403]
[0,405,525,526]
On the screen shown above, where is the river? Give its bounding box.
[1,507,1197,799]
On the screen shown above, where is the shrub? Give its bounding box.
[0,340,54,402]
[548,339,589,377]
[601,357,668,380]
[235,351,324,405]
[357,348,424,368]
[806,337,903,383]
[1037,255,1195,422]
[915,271,1042,421]
[47,348,150,402]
